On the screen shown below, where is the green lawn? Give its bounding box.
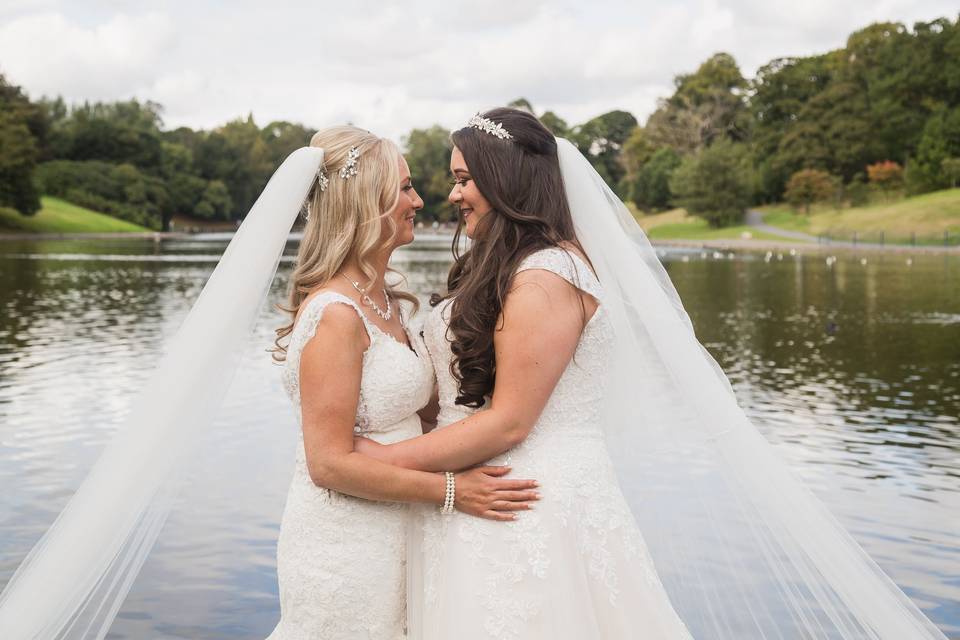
[0,197,150,233]
[759,189,960,244]
[633,207,800,242]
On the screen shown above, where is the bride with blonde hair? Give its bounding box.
[0,125,538,640]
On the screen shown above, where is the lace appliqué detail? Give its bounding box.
[270,291,433,640]
[414,248,690,639]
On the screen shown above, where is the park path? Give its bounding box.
[744,209,959,251]
[745,209,821,242]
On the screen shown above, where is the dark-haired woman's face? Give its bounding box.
[448,146,492,239]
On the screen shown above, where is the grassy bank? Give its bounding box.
[759,189,960,245]
[633,207,795,242]
[0,197,150,233]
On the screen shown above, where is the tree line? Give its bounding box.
[1,15,958,230]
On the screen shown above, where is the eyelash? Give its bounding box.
[402,184,414,192]
[451,178,470,187]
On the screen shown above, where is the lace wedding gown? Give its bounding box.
[408,248,693,640]
[268,291,433,640]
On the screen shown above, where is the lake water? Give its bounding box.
[0,235,957,638]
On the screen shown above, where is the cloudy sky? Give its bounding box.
[0,1,955,140]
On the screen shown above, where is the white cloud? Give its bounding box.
[0,1,955,140]
[0,11,174,99]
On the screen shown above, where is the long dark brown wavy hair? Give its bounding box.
[438,107,587,408]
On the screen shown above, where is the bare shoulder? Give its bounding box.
[298,288,368,353]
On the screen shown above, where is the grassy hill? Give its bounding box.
[759,189,960,245]
[632,207,794,242]
[0,197,150,233]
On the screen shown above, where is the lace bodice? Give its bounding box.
[269,291,433,640]
[412,248,690,640]
[282,290,433,443]
[423,247,610,438]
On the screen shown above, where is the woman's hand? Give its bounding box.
[455,466,540,521]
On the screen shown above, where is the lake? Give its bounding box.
[0,235,957,638]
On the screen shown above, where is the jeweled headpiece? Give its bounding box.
[467,113,513,140]
[317,145,362,193]
[338,146,361,179]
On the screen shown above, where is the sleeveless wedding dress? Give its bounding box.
[407,247,693,639]
[268,291,433,640]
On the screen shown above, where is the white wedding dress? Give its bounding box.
[408,247,693,640]
[268,291,433,640]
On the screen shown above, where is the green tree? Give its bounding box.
[912,106,960,191]
[261,120,314,166]
[0,74,44,215]
[195,116,273,219]
[646,53,749,153]
[507,98,535,113]
[942,157,960,187]
[194,179,233,220]
[669,140,752,227]
[628,147,681,211]
[784,169,834,214]
[539,111,569,137]
[403,125,453,222]
[570,110,638,196]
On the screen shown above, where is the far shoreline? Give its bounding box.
[1,230,958,254]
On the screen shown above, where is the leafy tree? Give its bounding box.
[539,111,569,137]
[570,110,638,196]
[194,180,232,220]
[403,125,453,222]
[942,157,960,187]
[0,111,41,215]
[194,116,273,219]
[749,54,834,199]
[0,74,46,215]
[784,169,834,214]
[51,100,164,169]
[646,53,749,154]
[261,120,313,166]
[912,106,960,190]
[669,140,752,227]
[507,98,535,113]
[866,160,904,198]
[628,147,681,212]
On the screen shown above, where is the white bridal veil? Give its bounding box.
[0,147,325,638]
[0,140,948,639]
[555,137,946,639]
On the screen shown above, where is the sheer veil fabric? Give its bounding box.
[0,140,947,639]
[0,147,325,639]
[555,137,946,639]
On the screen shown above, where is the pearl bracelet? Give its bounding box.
[441,472,456,515]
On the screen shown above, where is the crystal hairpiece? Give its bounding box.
[338,146,361,179]
[317,164,330,192]
[468,113,513,140]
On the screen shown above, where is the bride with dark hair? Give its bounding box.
[355,107,948,640]
[356,108,692,638]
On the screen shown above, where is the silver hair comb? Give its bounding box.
[338,146,361,179]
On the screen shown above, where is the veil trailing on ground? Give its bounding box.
[0,147,325,639]
[556,137,946,639]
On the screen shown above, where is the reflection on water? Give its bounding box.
[0,237,957,638]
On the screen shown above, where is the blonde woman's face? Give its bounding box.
[448,146,492,239]
[384,155,423,248]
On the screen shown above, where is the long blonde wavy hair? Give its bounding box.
[272,125,419,362]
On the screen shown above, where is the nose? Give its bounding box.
[448,185,461,205]
[413,192,424,210]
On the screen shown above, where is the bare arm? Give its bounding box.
[300,301,538,519]
[358,270,595,472]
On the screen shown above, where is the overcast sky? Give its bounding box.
[0,1,955,141]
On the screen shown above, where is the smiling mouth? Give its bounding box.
[460,208,474,218]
